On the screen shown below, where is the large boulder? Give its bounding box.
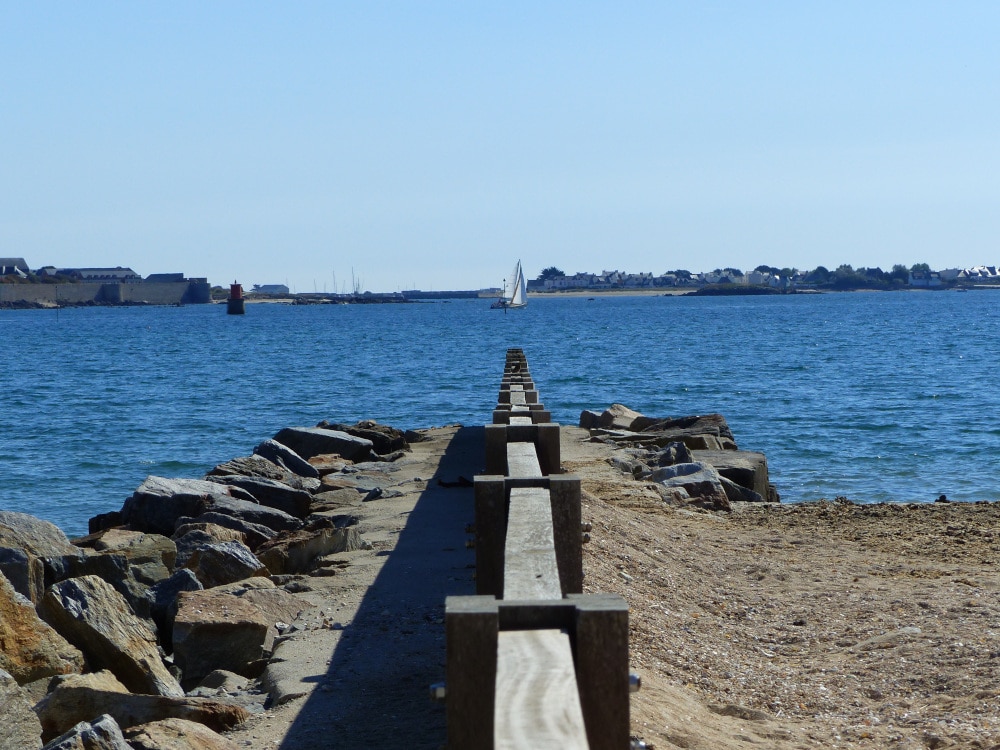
[41,713,130,750]
[0,511,78,603]
[39,575,183,697]
[35,671,248,741]
[0,571,83,684]
[201,496,302,534]
[316,420,409,456]
[210,450,321,489]
[205,475,312,519]
[255,525,364,575]
[252,439,320,480]
[691,449,772,500]
[121,478,254,537]
[0,667,43,749]
[173,514,276,550]
[42,552,155,622]
[172,590,270,688]
[182,540,269,589]
[649,462,731,511]
[596,404,644,431]
[123,718,242,750]
[272,426,373,463]
[146,569,203,652]
[70,529,177,585]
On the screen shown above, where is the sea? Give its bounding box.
[3,291,1000,538]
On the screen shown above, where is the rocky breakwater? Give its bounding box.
[0,419,416,749]
[581,404,778,510]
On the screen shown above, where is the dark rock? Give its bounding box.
[720,476,765,503]
[578,410,602,430]
[316,420,409,456]
[43,553,155,621]
[87,511,122,534]
[272,426,373,463]
[41,713,130,750]
[691,449,771,500]
[252,439,320,479]
[0,545,45,603]
[121,477,254,537]
[147,569,203,653]
[0,512,77,603]
[652,441,694,467]
[649,462,731,511]
[201,496,302,534]
[255,527,364,575]
[205,475,312,519]
[182,540,269,589]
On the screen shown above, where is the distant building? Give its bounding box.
[909,270,942,287]
[0,258,29,277]
[251,284,290,295]
[145,273,186,283]
[59,267,142,282]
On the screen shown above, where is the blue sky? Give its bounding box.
[3,2,998,292]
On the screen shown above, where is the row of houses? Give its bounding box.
[538,266,1000,290]
[0,258,204,284]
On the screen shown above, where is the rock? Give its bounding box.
[0,511,78,557]
[0,667,44,749]
[201,496,303,534]
[310,488,364,512]
[691,449,772,500]
[121,478,254,537]
[316,420,409,456]
[172,590,270,688]
[43,552,155,621]
[308,454,352,475]
[0,511,78,603]
[41,713,130,750]
[87,511,123,535]
[235,586,315,630]
[273,426,374,463]
[649,462,731,511]
[182,540,269,589]
[652,441,694,467]
[147,569,203,652]
[35,671,248,741]
[171,524,247,564]
[720,476,765,503]
[578,409,602,430]
[252,439,320,479]
[255,526,364,575]
[173,514,275,550]
[0,571,84,684]
[639,413,736,442]
[196,669,249,692]
[205,475,312,519]
[0,545,46,603]
[70,529,177,585]
[597,404,644,431]
[39,575,183,697]
[123,718,243,750]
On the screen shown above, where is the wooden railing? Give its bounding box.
[445,348,631,749]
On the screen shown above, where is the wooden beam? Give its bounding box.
[494,629,589,750]
[503,487,561,600]
[507,442,542,478]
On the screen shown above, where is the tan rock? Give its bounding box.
[256,526,363,575]
[0,571,84,684]
[39,575,183,697]
[36,671,249,742]
[123,718,242,750]
[0,667,43,749]
[172,590,270,688]
[597,403,644,430]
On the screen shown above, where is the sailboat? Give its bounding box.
[490,260,527,310]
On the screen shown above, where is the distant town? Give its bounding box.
[3,257,1000,308]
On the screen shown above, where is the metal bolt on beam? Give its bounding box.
[429,682,447,702]
[581,522,593,533]
[582,532,591,544]
[465,539,475,549]
[629,673,642,693]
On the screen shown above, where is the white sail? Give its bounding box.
[491,260,527,309]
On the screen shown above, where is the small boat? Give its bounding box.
[490,260,527,311]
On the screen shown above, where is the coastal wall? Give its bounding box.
[0,280,212,306]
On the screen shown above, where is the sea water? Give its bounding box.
[3,291,999,537]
